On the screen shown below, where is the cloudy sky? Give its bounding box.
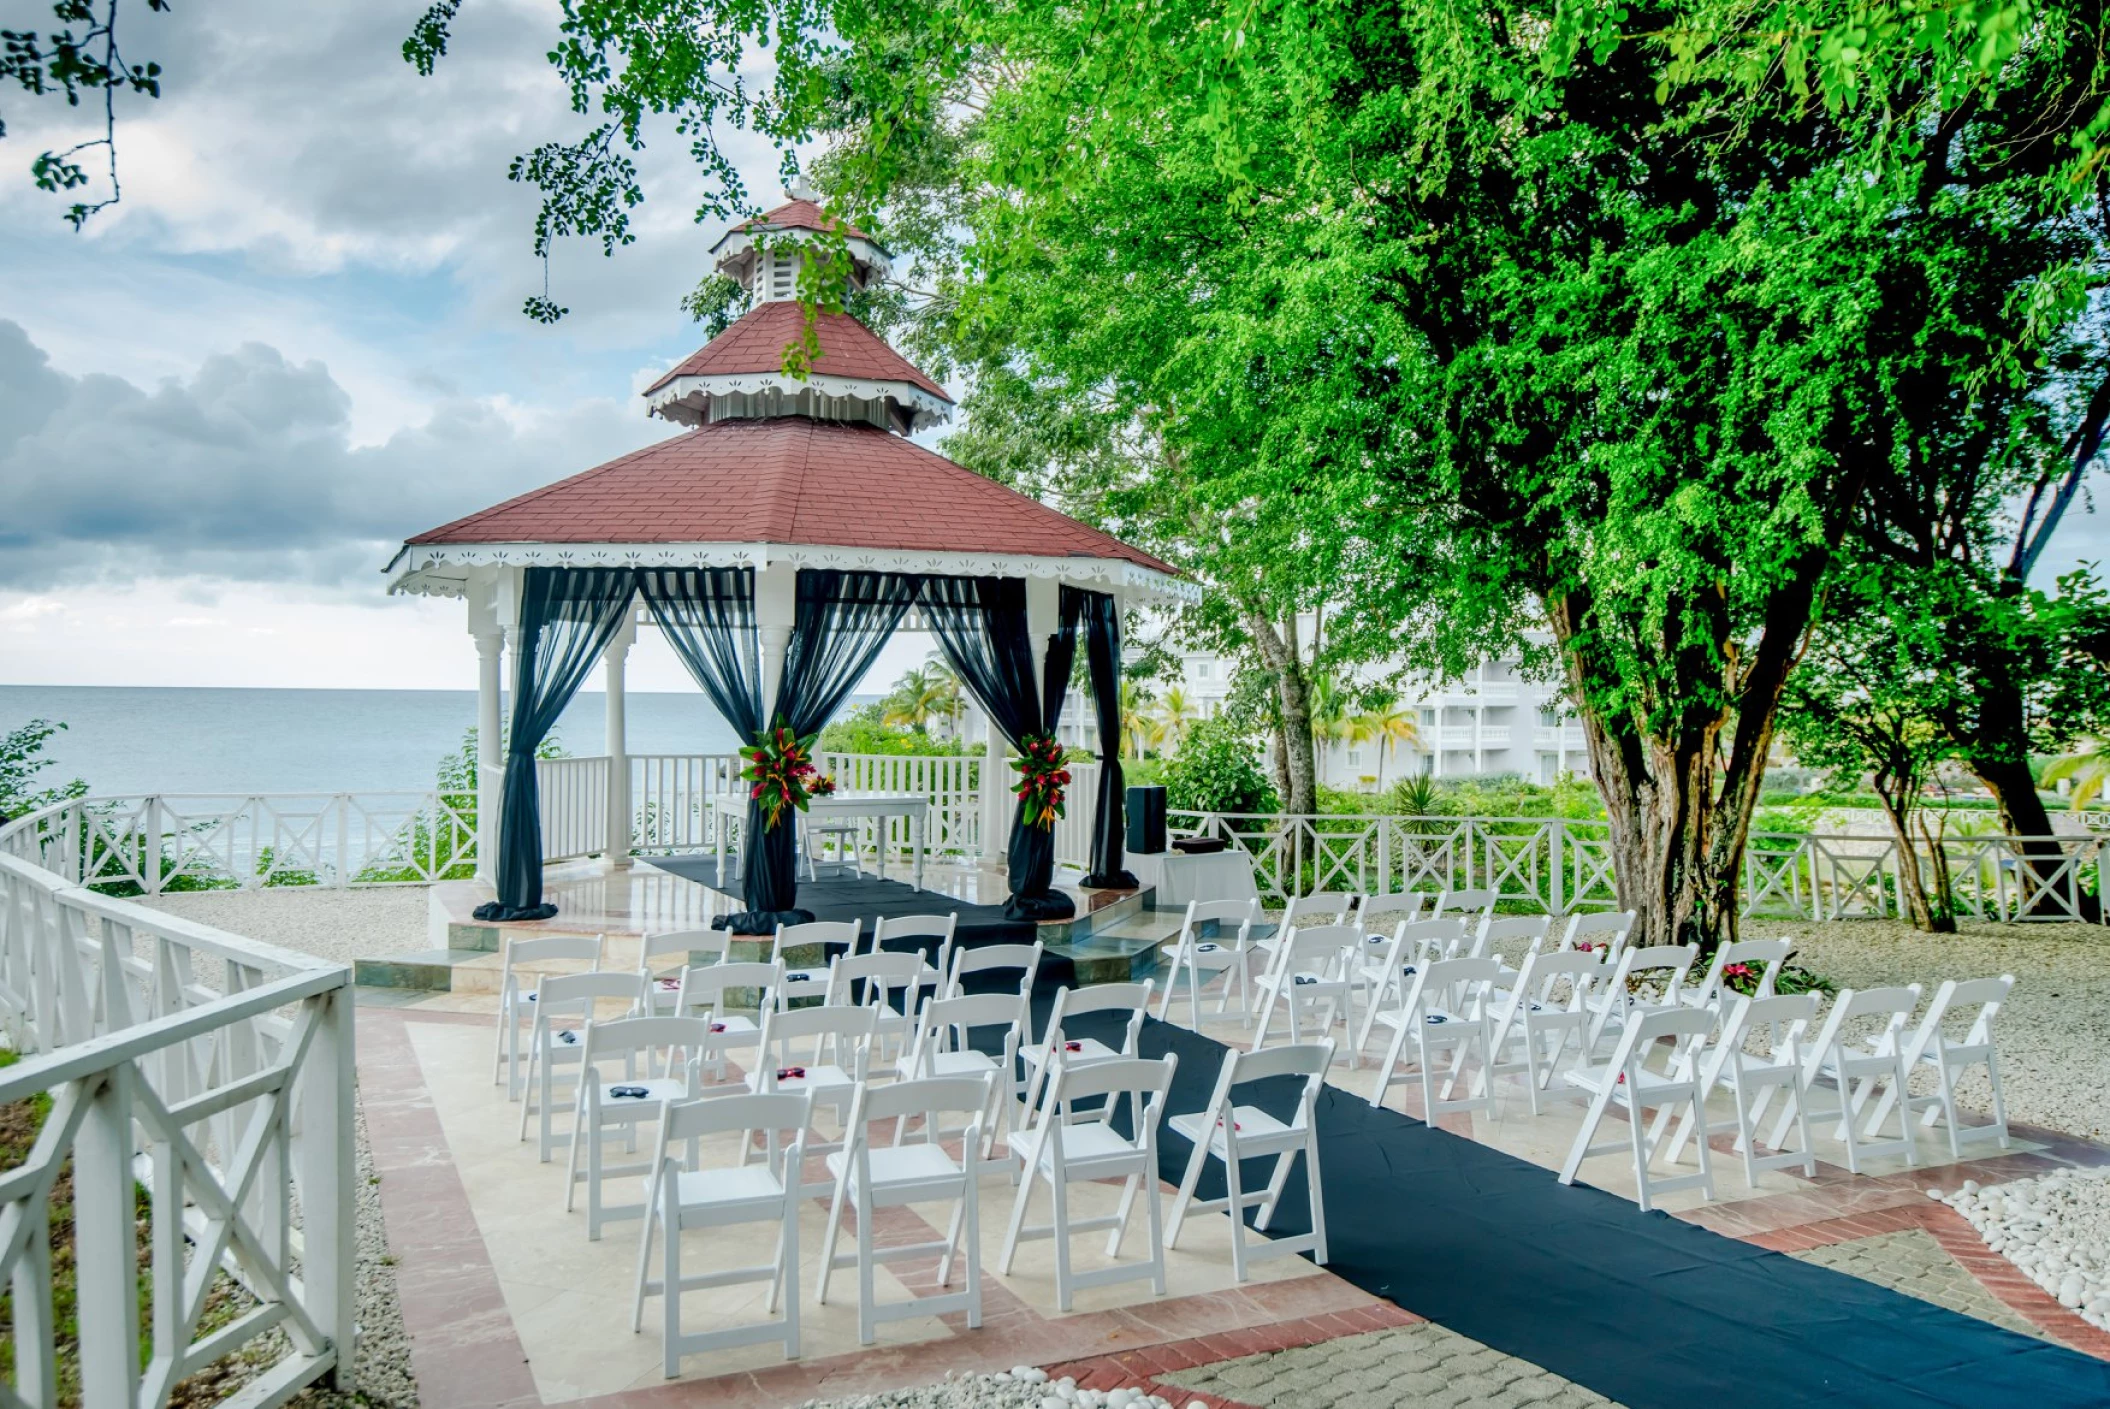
[0,0,947,691]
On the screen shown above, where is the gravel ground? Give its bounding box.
[1938,1169,2110,1330]
[797,1370,1196,1409]
[1765,918,2110,1143]
[140,885,431,968]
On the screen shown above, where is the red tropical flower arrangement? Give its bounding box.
[741,720,822,830]
[810,773,838,797]
[1012,732,1072,829]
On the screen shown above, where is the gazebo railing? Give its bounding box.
[0,801,357,1407]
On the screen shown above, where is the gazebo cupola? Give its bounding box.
[641,193,951,435]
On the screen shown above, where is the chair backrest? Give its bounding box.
[663,1088,816,1146]
[756,1002,878,1079]
[1433,887,1496,916]
[1471,914,1550,963]
[534,969,648,1019]
[1285,892,1357,926]
[854,1073,995,1129]
[915,992,1028,1058]
[1041,981,1152,1059]
[580,1014,727,1086]
[947,940,1044,998]
[674,960,781,1021]
[1620,944,1699,1001]
[827,949,926,1005]
[503,933,603,988]
[1182,898,1259,949]
[639,928,729,969]
[1695,937,1793,1003]
[1397,917,1468,963]
[773,919,862,963]
[1717,992,1819,1069]
[1275,923,1360,971]
[1803,984,1922,1071]
[1559,910,1636,957]
[873,912,957,946]
[1358,893,1429,931]
[1041,1052,1178,1113]
[1408,955,1501,1019]
[1912,975,2012,1058]
[1510,948,1601,1010]
[1614,1003,1716,1071]
[1225,1038,1334,1086]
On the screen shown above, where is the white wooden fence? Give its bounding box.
[1167,809,2108,922]
[0,802,357,1408]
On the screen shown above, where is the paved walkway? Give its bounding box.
[355,992,2110,1409]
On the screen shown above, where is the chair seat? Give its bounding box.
[1021,1036,1120,1068]
[929,1049,999,1077]
[545,1028,586,1051]
[784,969,829,986]
[1565,1064,1688,1097]
[1162,941,1241,970]
[1009,1121,1141,1167]
[824,1143,964,1190]
[673,1164,784,1211]
[748,1063,855,1094]
[594,1077,688,1111]
[1169,1104,1290,1157]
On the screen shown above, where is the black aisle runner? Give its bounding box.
[647,854,1031,943]
[1043,1007,2110,1409]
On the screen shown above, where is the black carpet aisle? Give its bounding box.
[1037,1006,2110,1409]
[647,854,1031,942]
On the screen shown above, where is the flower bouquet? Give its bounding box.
[811,773,838,797]
[1011,732,1072,829]
[741,720,822,829]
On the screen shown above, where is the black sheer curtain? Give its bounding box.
[920,575,1080,921]
[1070,586,1137,888]
[726,569,920,931]
[475,567,637,922]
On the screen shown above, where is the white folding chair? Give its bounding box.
[520,970,648,1161]
[748,1003,877,1159]
[1367,955,1500,1123]
[672,959,779,1076]
[1166,1041,1331,1282]
[1582,943,1699,1055]
[1000,1054,1180,1312]
[871,912,959,998]
[819,1074,994,1344]
[1470,914,1550,979]
[1484,948,1601,1115]
[827,948,925,1063]
[802,811,863,879]
[1769,985,1923,1175]
[1871,975,2014,1158]
[633,1089,815,1373]
[1348,917,1467,1057]
[1681,937,1793,1013]
[637,928,731,1015]
[1356,893,1429,935]
[566,1015,722,1239]
[1253,891,1359,959]
[1557,909,1636,960]
[1250,924,1360,1058]
[1156,898,1260,1026]
[772,919,862,1006]
[1019,980,1153,1120]
[495,933,604,1096]
[1558,1005,1717,1211]
[1662,992,1821,1186]
[905,991,1029,1165]
[944,939,1045,1001]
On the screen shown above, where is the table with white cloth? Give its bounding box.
[710,792,929,891]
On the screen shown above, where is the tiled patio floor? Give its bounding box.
[356,978,2110,1409]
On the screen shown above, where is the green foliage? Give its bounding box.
[1163,716,1277,816]
[0,717,87,821]
[818,704,979,757]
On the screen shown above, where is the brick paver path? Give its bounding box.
[1159,1323,1625,1409]
[1788,1227,2048,1341]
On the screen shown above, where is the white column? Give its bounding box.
[756,561,798,725]
[603,609,638,867]
[981,711,1008,864]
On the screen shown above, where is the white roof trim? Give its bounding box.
[645,369,952,430]
[384,541,1198,603]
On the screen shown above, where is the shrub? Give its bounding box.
[818,704,981,756]
[1163,717,1277,815]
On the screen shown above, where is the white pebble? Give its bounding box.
[1946,1167,2110,1332]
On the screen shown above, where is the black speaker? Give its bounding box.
[1126,785,1167,855]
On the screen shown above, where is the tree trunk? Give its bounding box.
[1547,571,1817,956]
[1963,675,2097,920]
[1875,791,1940,931]
[1246,607,1318,815]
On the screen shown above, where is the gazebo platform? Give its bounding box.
[356,856,1180,991]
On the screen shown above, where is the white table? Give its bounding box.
[711,792,929,891]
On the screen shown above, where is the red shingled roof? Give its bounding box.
[730,198,872,243]
[644,301,951,404]
[404,418,1181,576]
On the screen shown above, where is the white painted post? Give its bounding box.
[981,712,1007,864]
[298,983,359,1390]
[603,610,637,867]
[756,562,797,725]
[75,1064,140,1408]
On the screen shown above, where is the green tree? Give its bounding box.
[0,718,87,821]
[1162,715,1277,816]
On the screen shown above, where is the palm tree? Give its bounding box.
[1119,679,1156,757]
[1360,697,1422,791]
[2043,740,2110,808]
[1305,670,1349,784]
[1152,685,1199,751]
[884,664,947,732]
[924,653,963,737]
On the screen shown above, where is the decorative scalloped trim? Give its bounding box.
[645,369,952,431]
[384,542,1198,602]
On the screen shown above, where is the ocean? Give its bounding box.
[0,686,748,797]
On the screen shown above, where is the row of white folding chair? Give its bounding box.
[1863,974,2014,1159]
[772,916,959,1005]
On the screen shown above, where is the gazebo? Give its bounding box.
[384,197,1194,930]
